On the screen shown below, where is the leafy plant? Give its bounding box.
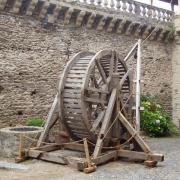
[26,117,44,127]
[141,95,171,137]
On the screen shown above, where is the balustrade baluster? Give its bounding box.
[167,12,172,22]
[110,0,115,9]
[97,0,102,6]
[122,0,127,12]
[142,5,146,17]
[134,2,141,15]
[72,0,173,23]
[162,10,166,21]
[157,10,162,21]
[116,0,121,10]
[90,0,95,5]
[152,8,157,19]
[104,0,108,7]
[147,7,152,18]
[128,1,133,13]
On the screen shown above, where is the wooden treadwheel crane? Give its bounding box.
[25,40,164,173]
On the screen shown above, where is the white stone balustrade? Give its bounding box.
[74,0,174,22]
[0,0,174,41]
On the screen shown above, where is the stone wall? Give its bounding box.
[172,13,180,128]
[0,13,172,128]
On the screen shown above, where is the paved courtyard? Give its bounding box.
[0,138,180,180]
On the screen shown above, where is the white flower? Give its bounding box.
[155,119,160,124]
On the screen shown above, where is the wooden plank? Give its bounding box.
[71,131,89,137]
[75,62,89,64]
[67,74,84,78]
[74,63,88,66]
[69,70,86,74]
[118,70,130,90]
[124,42,138,62]
[65,83,82,88]
[118,150,164,162]
[91,111,105,132]
[27,149,45,158]
[93,89,117,158]
[64,108,81,113]
[63,93,81,99]
[28,150,68,164]
[67,120,83,125]
[68,125,86,131]
[96,59,107,84]
[118,112,151,153]
[66,78,83,83]
[85,97,107,104]
[86,87,109,94]
[32,144,61,152]
[92,150,117,165]
[71,67,87,70]
[114,52,118,72]
[63,98,80,103]
[37,94,58,147]
[64,112,82,117]
[64,89,81,93]
[63,143,85,152]
[66,118,83,123]
[63,102,81,108]
[109,51,114,75]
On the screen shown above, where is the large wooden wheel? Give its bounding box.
[58,50,132,142]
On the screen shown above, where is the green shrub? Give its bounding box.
[141,95,180,137]
[26,117,44,127]
[141,101,169,137]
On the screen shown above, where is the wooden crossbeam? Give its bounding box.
[118,149,164,162]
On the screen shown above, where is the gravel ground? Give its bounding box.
[0,138,180,180]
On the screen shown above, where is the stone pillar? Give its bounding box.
[172,0,180,128]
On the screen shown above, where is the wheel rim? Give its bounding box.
[59,50,131,142]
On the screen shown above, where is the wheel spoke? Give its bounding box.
[96,59,107,84]
[90,110,105,133]
[114,52,118,73]
[109,51,114,76]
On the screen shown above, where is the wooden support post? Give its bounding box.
[118,112,151,153]
[93,89,117,158]
[15,133,26,163]
[37,94,59,147]
[124,42,138,62]
[118,149,164,162]
[83,138,96,173]
[135,39,142,132]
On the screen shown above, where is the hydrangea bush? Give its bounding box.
[141,99,170,137]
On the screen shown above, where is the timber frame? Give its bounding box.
[26,112,164,172]
[24,40,164,173]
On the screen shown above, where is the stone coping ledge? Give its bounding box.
[0,126,43,134]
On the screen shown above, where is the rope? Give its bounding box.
[87,132,137,150]
[24,135,84,145]
[102,91,134,141]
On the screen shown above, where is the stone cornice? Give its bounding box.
[0,0,175,41]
